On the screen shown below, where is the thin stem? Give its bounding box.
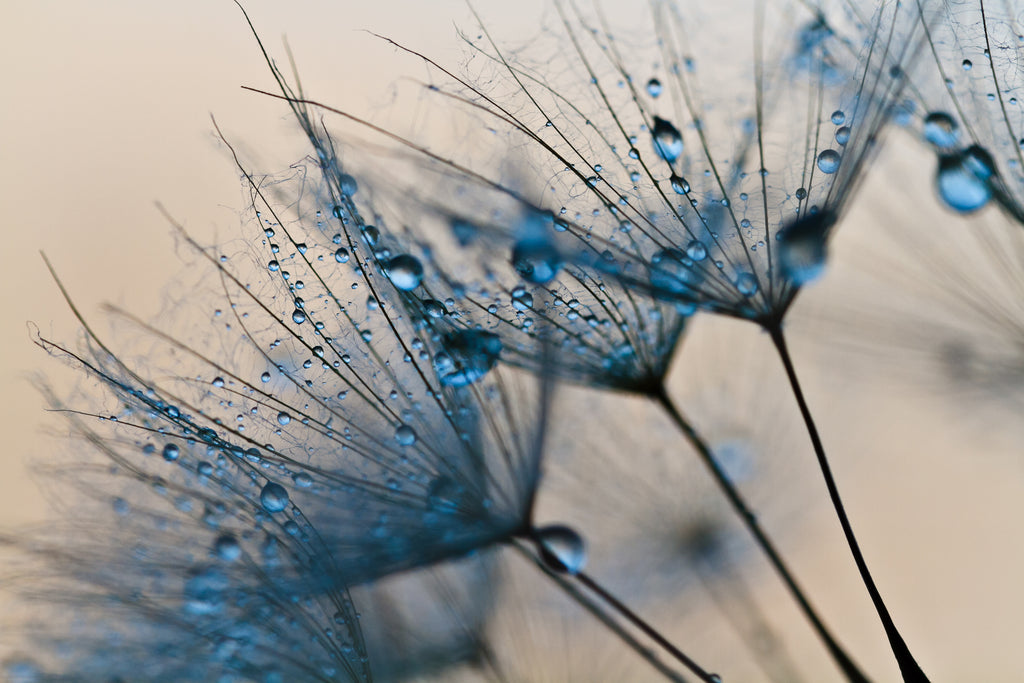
[768,325,929,683]
[573,569,721,683]
[510,539,686,682]
[654,385,870,683]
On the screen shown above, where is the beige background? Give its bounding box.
[2,1,1023,681]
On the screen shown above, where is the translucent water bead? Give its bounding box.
[534,524,587,575]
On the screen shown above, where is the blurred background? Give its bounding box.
[3,1,1023,680]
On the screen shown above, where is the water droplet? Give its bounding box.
[385,254,424,291]
[293,472,313,488]
[211,376,225,388]
[795,187,807,200]
[535,525,587,575]
[427,475,465,513]
[830,110,845,125]
[652,116,683,163]
[292,309,307,324]
[816,149,841,174]
[395,424,417,446]
[670,174,691,194]
[649,248,696,295]
[183,566,229,616]
[162,443,180,462]
[434,330,502,387]
[778,211,833,285]
[334,248,350,264]
[277,412,292,426]
[339,173,358,196]
[685,240,707,262]
[214,534,241,562]
[962,59,972,71]
[422,299,447,318]
[923,112,959,149]
[835,126,851,146]
[736,272,759,296]
[260,482,290,513]
[646,78,663,98]
[936,146,995,213]
[511,288,534,311]
[361,225,380,247]
[512,239,562,284]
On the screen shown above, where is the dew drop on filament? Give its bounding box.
[816,149,841,174]
[384,254,424,291]
[652,117,683,163]
[260,482,290,513]
[534,524,587,575]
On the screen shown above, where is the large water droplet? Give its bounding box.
[535,525,587,575]
[339,173,358,196]
[334,248,350,264]
[385,254,424,291]
[260,482,290,513]
[292,309,307,325]
[816,149,841,174]
[511,288,534,311]
[652,117,683,163]
[923,112,959,149]
[434,330,502,387]
[936,146,995,213]
[512,239,562,284]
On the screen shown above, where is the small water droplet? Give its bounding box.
[214,534,241,562]
[277,412,292,426]
[535,525,587,575]
[962,59,972,70]
[736,272,759,296]
[512,239,562,284]
[686,240,707,262]
[395,424,417,446]
[211,376,225,388]
[923,112,959,149]
[936,145,995,213]
[835,126,851,146]
[670,174,691,195]
[334,248,350,264]
[162,443,180,462]
[339,173,358,196]
[646,78,663,98]
[831,110,845,125]
[260,482,289,513]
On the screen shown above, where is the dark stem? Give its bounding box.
[654,385,870,683]
[510,539,686,682]
[573,570,720,683]
[768,325,929,683]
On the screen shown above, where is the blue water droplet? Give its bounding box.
[292,309,307,324]
[937,146,995,213]
[670,174,691,195]
[162,443,180,462]
[512,239,562,284]
[646,78,663,98]
[434,330,502,387]
[923,112,959,149]
[334,248,350,264]
[260,482,289,513]
[652,116,683,163]
[395,424,417,446]
[385,254,424,291]
[535,525,587,575]
[686,240,707,262]
[816,149,841,174]
[277,412,292,426]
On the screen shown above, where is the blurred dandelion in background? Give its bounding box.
[5,0,1024,681]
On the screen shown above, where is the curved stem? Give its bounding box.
[654,385,870,683]
[768,325,929,683]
